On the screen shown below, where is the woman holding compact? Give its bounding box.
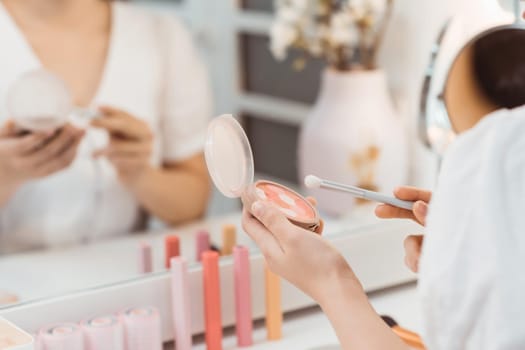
[243,12,525,350]
[0,0,212,251]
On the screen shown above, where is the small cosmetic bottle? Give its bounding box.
[205,115,320,232]
[119,307,162,350]
[38,323,84,350]
[80,315,125,350]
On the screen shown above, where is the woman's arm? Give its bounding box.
[91,107,211,225]
[319,276,409,350]
[128,154,210,225]
[242,202,409,350]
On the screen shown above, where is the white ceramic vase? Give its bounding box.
[298,68,408,217]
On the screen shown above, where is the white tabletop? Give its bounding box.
[166,283,421,350]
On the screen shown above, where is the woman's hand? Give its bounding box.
[375,186,431,273]
[91,106,153,186]
[375,186,431,225]
[0,121,85,189]
[243,199,411,350]
[242,199,363,305]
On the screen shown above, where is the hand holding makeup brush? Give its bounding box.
[375,186,431,273]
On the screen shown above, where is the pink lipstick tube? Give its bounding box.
[195,231,210,262]
[39,323,84,350]
[80,315,124,350]
[119,307,162,350]
[202,251,223,350]
[233,246,253,347]
[170,257,192,350]
[138,242,152,274]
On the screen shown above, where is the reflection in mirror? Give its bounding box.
[420,7,525,155]
[444,28,525,133]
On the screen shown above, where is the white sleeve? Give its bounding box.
[158,16,213,162]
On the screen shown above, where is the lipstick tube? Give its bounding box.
[233,246,253,347]
[39,323,84,350]
[119,307,162,350]
[221,224,236,256]
[202,251,222,350]
[265,265,282,340]
[195,231,210,262]
[170,257,192,350]
[165,235,180,268]
[80,315,124,350]
[138,242,152,274]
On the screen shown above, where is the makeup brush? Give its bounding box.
[380,315,426,350]
[304,175,414,210]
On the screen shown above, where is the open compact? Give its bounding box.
[205,115,321,232]
[7,69,99,132]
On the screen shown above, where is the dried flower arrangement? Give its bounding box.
[270,0,395,71]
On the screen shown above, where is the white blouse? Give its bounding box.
[419,107,525,349]
[0,2,212,252]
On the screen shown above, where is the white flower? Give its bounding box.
[329,25,357,46]
[269,21,298,60]
[289,0,308,11]
[278,6,302,23]
[350,0,385,14]
[331,11,353,28]
[329,10,357,46]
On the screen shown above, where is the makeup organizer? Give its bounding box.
[1,215,419,349]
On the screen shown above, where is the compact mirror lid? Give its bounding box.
[7,69,72,131]
[205,115,254,198]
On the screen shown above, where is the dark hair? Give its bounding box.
[473,28,525,109]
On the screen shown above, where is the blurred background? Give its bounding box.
[136,0,454,216]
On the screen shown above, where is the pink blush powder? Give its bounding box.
[255,182,314,221]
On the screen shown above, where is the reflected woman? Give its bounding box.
[0,0,212,251]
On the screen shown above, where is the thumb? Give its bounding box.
[0,120,17,138]
[413,201,428,225]
[251,201,294,240]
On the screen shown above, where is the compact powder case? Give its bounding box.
[205,115,320,232]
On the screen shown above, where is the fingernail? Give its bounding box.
[415,201,427,215]
[251,201,264,216]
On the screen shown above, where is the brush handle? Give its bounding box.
[362,190,414,210]
[319,180,415,210]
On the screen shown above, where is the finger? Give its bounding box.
[91,111,151,140]
[34,134,82,177]
[2,131,54,155]
[22,126,84,169]
[403,235,423,273]
[413,201,429,226]
[241,208,284,257]
[306,196,317,207]
[251,201,299,244]
[375,204,416,221]
[393,186,432,202]
[0,120,17,137]
[28,126,83,167]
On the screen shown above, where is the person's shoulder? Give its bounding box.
[113,2,187,33]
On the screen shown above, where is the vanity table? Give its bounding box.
[177,284,421,350]
[0,205,421,348]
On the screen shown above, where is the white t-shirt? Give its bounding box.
[419,107,525,349]
[0,2,212,251]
